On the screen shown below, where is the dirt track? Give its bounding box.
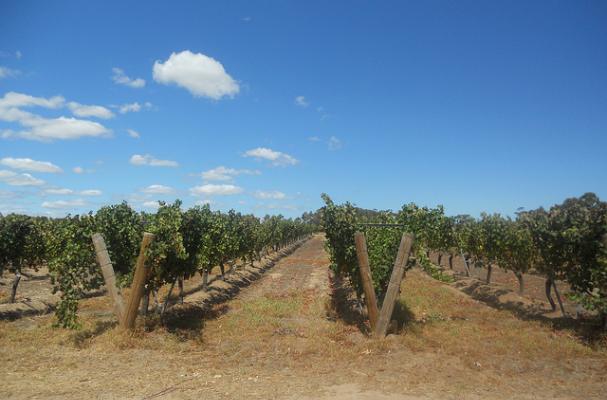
[1,235,606,399]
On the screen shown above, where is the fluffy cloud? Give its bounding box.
[3,117,111,141]
[42,199,86,209]
[73,166,84,174]
[127,129,140,138]
[80,189,102,196]
[68,102,114,119]
[112,67,145,88]
[243,147,298,166]
[0,92,111,141]
[0,92,64,109]
[0,157,62,173]
[201,166,260,182]
[0,66,20,79]
[0,170,44,186]
[130,154,178,167]
[142,184,174,194]
[153,50,239,99]
[253,190,286,200]
[189,184,243,196]
[295,96,308,107]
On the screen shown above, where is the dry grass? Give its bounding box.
[396,271,603,366]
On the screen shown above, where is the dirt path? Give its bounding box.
[1,235,606,399]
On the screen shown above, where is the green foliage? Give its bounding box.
[0,214,46,274]
[321,192,607,322]
[180,204,214,277]
[496,218,537,277]
[3,197,312,329]
[321,195,414,300]
[145,200,187,288]
[94,202,143,286]
[320,194,359,290]
[46,214,100,329]
[520,193,607,315]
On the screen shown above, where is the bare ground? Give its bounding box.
[1,235,606,399]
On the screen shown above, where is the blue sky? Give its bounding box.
[0,1,606,218]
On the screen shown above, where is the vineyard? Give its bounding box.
[0,201,313,328]
[1,194,607,399]
[320,192,607,330]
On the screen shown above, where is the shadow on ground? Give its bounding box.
[452,277,607,346]
[327,272,415,335]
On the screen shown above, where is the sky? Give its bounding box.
[0,1,606,218]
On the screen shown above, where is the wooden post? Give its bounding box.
[354,232,380,332]
[92,233,126,321]
[375,233,414,337]
[122,232,154,330]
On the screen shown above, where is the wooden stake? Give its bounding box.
[92,233,126,321]
[122,232,154,330]
[354,232,380,332]
[375,233,414,337]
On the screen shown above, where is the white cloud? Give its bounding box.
[243,147,298,166]
[2,116,111,141]
[0,92,111,141]
[308,136,321,142]
[295,96,308,107]
[0,157,62,173]
[73,166,84,174]
[0,170,44,186]
[127,129,140,138]
[142,184,174,194]
[195,199,213,206]
[0,66,20,79]
[15,51,22,59]
[190,184,243,196]
[201,166,260,181]
[153,50,239,99]
[112,67,145,88]
[253,190,286,200]
[80,189,102,196]
[68,102,114,119]
[0,92,64,109]
[45,188,74,195]
[142,200,160,209]
[130,154,178,167]
[328,136,342,150]
[119,102,141,114]
[42,199,86,209]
